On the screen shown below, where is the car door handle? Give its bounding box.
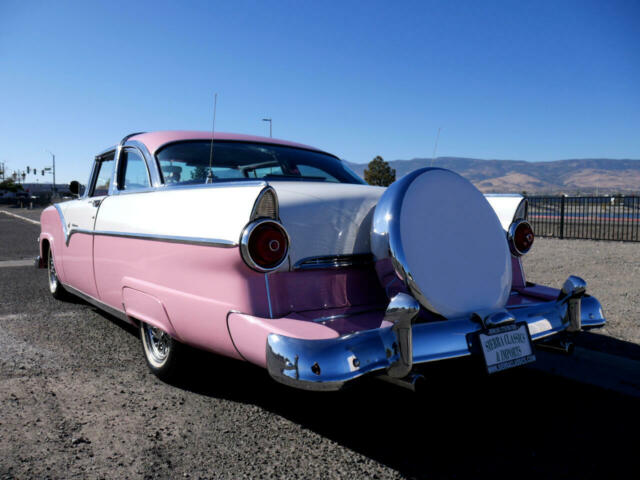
[91,199,102,208]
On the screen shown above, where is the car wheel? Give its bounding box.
[47,248,68,300]
[140,322,185,382]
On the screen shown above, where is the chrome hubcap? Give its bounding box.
[48,251,57,292]
[144,325,170,364]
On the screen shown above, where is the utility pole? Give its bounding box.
[262,118,272,138]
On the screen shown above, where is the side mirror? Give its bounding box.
[69,181,80,196]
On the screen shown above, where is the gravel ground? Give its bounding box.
[523,237,640,345]
[1,209,639,479]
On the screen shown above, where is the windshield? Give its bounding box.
[155,140,364,185]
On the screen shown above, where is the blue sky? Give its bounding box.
[1,0,639,183]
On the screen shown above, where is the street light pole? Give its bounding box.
[262,118,272,138]
[45,150,56,194]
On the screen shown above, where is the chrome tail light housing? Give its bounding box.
[240,219,290,272]
[508,219,535,256]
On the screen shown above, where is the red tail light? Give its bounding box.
[240,220,289,272]
[508,220,534,256]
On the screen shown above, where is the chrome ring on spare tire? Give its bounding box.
[142,324,171,367]
[370,167,512,318]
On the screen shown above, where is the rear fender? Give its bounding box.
[122,287,178,338]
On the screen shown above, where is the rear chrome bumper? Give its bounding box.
[266,278,605,391]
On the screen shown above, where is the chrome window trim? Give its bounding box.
[88,150,116,198]
[160,179,267,191]
[113,146,153,194]
[123,139,163,187]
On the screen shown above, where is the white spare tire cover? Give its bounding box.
[371,168,512,318]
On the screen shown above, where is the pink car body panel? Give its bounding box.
[227,313,340,367]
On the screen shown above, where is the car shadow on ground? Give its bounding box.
[93,308,639,479]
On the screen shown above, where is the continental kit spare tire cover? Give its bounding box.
[371,168,512,318]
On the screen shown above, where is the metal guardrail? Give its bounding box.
[527,196,640,242]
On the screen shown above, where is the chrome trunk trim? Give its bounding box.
[293,254,373,270]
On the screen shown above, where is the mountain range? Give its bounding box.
[346,157,640,194]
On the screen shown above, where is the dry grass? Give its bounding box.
[523,237,640,345]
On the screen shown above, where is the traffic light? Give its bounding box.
[26,166,30,174]
[42,169,45,176]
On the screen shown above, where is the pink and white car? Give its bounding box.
[37,131,605,390]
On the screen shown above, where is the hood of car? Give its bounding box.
[268,181,385,268]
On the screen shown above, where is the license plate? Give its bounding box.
[478,323,535,373]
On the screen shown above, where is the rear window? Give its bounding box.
[155,141,364,185]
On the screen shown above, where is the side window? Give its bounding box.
[91,156,115,197]
[118,149,151,191]
[296,164,340,182]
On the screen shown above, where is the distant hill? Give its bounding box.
[346,157,640,194]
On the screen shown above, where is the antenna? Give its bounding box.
[430,127,442,167]
[207,93,218,184]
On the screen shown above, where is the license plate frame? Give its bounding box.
[478,322,536,374]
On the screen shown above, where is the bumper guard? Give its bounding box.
[266,276,605,391]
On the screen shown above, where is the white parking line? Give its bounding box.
[0,209,40,225]
[0,260,34,268]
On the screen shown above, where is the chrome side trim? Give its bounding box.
[293,254,373,270]
[53,203,69,242]
[62,283,129,323]
[91,230,237,247]
[55,209,238,249]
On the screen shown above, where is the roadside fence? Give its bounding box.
[527,196,640,242]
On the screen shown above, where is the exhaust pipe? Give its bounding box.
[537,339,575,355]
[378,372,427,393]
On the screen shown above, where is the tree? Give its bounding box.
[364,156,396,186]
[0,179,23,192]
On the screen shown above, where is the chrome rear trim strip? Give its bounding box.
[293,254,373,270]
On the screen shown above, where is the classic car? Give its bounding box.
[36,131,606,391]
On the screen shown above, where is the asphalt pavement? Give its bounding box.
[1,207,639,479]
